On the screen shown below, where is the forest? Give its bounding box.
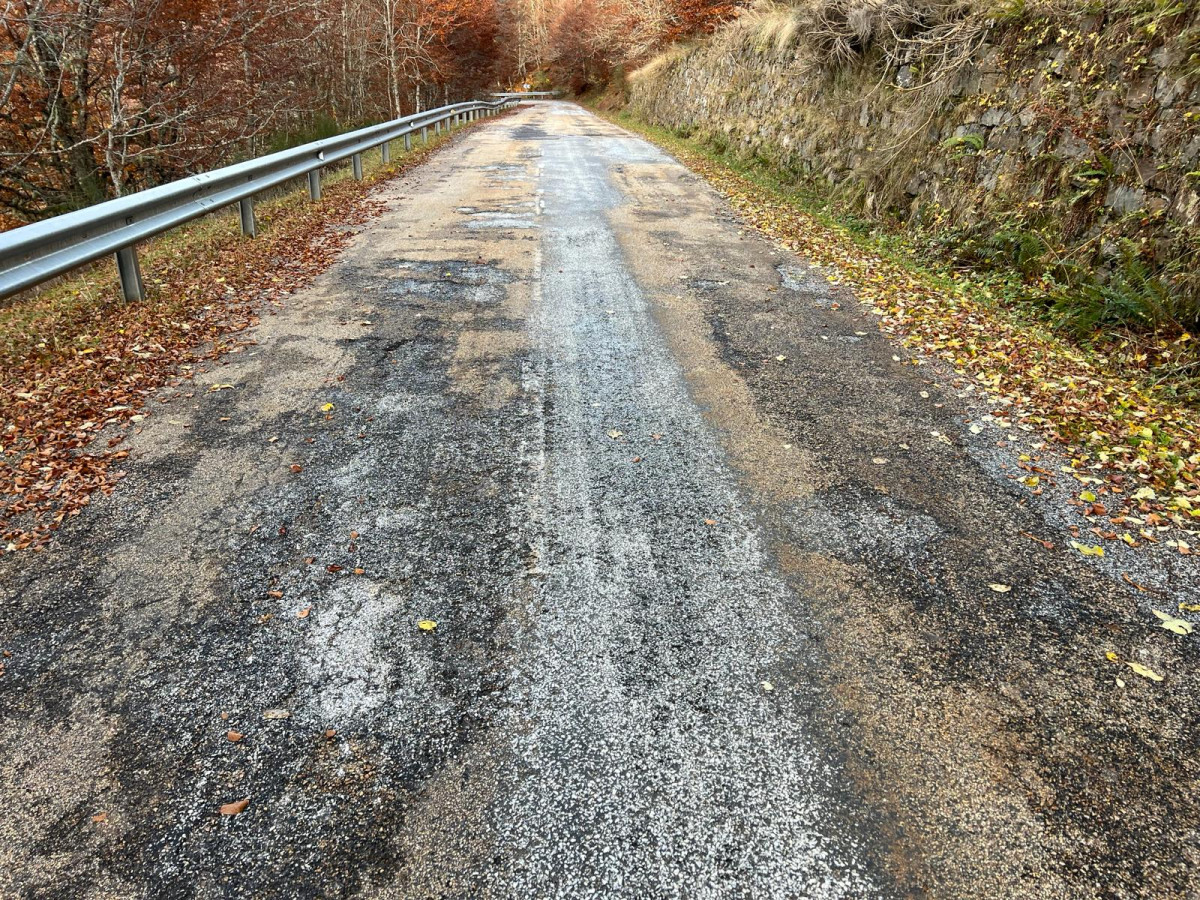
[0,0,734,224]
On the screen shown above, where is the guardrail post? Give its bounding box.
[421,126,428,143]
[308,169,322,201]
[352,153,363,180]
[381,141,391,164]
[238,198,256,237]
[115,246,145,302]
[404,133,412,152]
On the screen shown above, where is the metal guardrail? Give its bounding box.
[489,91,561,100]
[0,97,517,303]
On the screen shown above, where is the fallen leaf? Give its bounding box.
[872,457,888,464]
[417,619,437,632]
[607,429,623,439]
[1126,661,1163,682]
[761,681,774,692]
[988,583,1012,593]
[289,464,302,473]
[704,518,717,526]
[297,606,311,618]
[226,730,243,742]
[1021,531,1054,550]
[1152,609,1194,635]
[1070,541,1105,557]
[219,798,249,816]
[208,383,234,392]
[1105,651,1120,662]
[262,709,290,720]
[92,812,108,824]
[320,402,334,412]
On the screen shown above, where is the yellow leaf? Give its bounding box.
[1152,609,1194,635]
[988,583,1012,593]
[417,619,437,632]
[208,383,234,392]
[321,403,334,412]
[1070,541,1104,557]
[1133,487,1156,501]
[1105,651,1119,662]
[1080,491,1097,503]
[1126,662,1163,682]
[607,429,623,439]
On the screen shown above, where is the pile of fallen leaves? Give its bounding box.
[613,115,1200,549]
[0,135,456,553]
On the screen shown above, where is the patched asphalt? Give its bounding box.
[2,102,1197,900]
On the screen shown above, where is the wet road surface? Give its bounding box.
[2,103,1198,899]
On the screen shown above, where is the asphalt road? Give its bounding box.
[2,103,1197,899]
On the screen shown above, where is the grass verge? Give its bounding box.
[597,105,1200,552]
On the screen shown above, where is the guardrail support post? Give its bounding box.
[308,169,322,201]
[381,141,391,164]
[352,153,363,180]
[421,126,428,143]
[115,246,144,302]
[238,198,256,237]
[404,133,412,152]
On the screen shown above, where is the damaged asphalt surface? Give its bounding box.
[2,102,1198,899]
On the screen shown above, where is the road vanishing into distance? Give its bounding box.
[3,103,1197,899]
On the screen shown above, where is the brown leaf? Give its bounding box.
[289,464,302,473]
[226,730,243,742]
[219,798,249,816]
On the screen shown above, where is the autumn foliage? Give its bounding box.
[0,0,505,222]
[540,0,741,91]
